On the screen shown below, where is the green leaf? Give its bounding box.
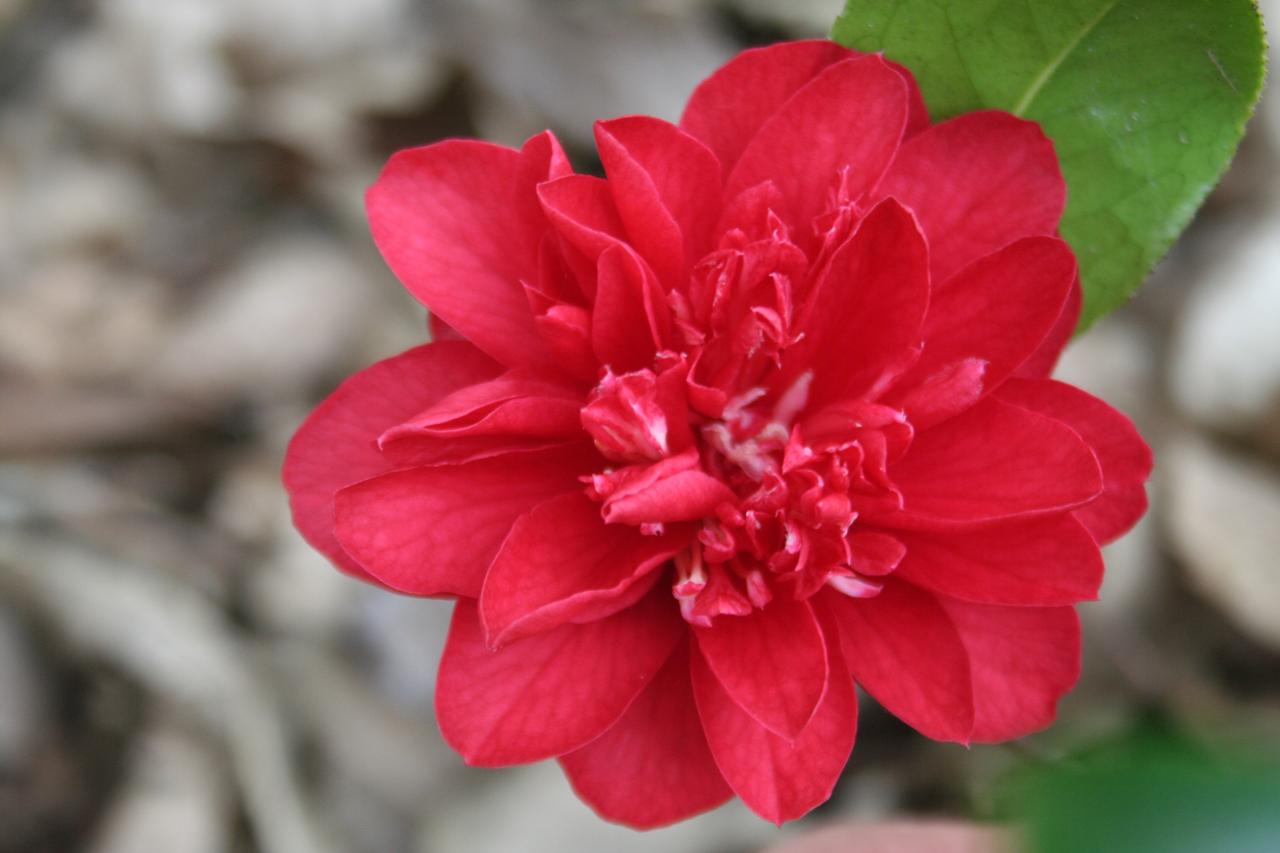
[833,0,1267,329]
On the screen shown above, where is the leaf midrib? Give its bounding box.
[1011,0,1122,116]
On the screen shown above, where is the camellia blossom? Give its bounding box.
[285,40,1152,827]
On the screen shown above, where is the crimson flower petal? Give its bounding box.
[595,116,722,288]
[891,237,1077,411]
[1016,273,1083,379]
[592,245,670,373]
[825,582,973,743]
[693,598,827,740]
[894,516,1103,606]
[480,492,691,647]
[797,198,930,409]
[436,589,682,766]
[282,341,500,582]
[333,446,589,597]
[725,55,909,241]
[559,643,731,829]
[939,597,1081,742]
[879,396,1102,529]
[876,111,1065,283]
[692,616,856,825]
[998,378,1153,543]
[536,174,628,270]
[368,141,557,370]
[680,39,854,181]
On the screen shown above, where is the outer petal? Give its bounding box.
[332,446,589,598]
[876,112,1066,283]
[825,581,973,742]
[878,396,1102,529]
[890,237,1077,411]
[693,598,827,740]
[559,643,732,829]
[893,516,1103,606]
[368,141,554,370]
[680,39,854,181]
[938,597,1081,742]
[435,589,682,766]
[1016,274,1082,379]
[282,341,501,582]
[595,116,722,287]
[692,616,856,825]
[998,378,1152,544]
[725,55,909,241]
[480,492,691,647]
[797,198,930,409]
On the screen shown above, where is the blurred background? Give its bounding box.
[0,1,1277,851]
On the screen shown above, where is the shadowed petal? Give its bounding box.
[560,643,732,829]
[692,614,856,825]
[283,341,501,582]
[480,492,692,647]
[333,446,590,597]
[436,589,682,766]
[693,598,828,739]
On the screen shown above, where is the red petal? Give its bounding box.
[283,341,500,582]
[884,58,931,137]
[1017,273,1082,379]
[725,55,909,242]
[680,39,853,181]
[536,174,627,267]
[847,531,907,577]
[376,366,583,448]
[559,643,731,829]
[825,582,973,742]
[592,245,670,373]
[480,492,691,647]
[880,396,1102,529]
[692,615,856,825]
[894,516,1103,606]
[938,597,1081,742]
[797,198,930,408]
[998,378,1152,544]
[595,116,722,287]
[332,446,588,598]
[693,598,827,739]
[892,237,1076,408]
[368,141,553,370]
[435,589,682,766]
[876,111,1065,283]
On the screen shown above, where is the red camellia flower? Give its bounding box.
[284,40,1152,827]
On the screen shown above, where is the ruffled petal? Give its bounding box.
[592,245,670,373]
[595,116,722,288]
[332,446,590,597]
[693,598,828,739]
[680,39,854,181]
[890,237,1077,412]
[876,111,1066,283]
[367,140,560,370]
[796,198,930,409]
[825,581,973,742]
[559,643,731,829]
[480,492,691,647]
[938,597,1081,742]
[997,378,1152,544]
[692,614,856,825]
[894,516,1103,606]
[282,341,501,582]
[725,55,909,242]
[435,589,682,766]
[1016,273,1082,379]
[879,396,1102,529]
